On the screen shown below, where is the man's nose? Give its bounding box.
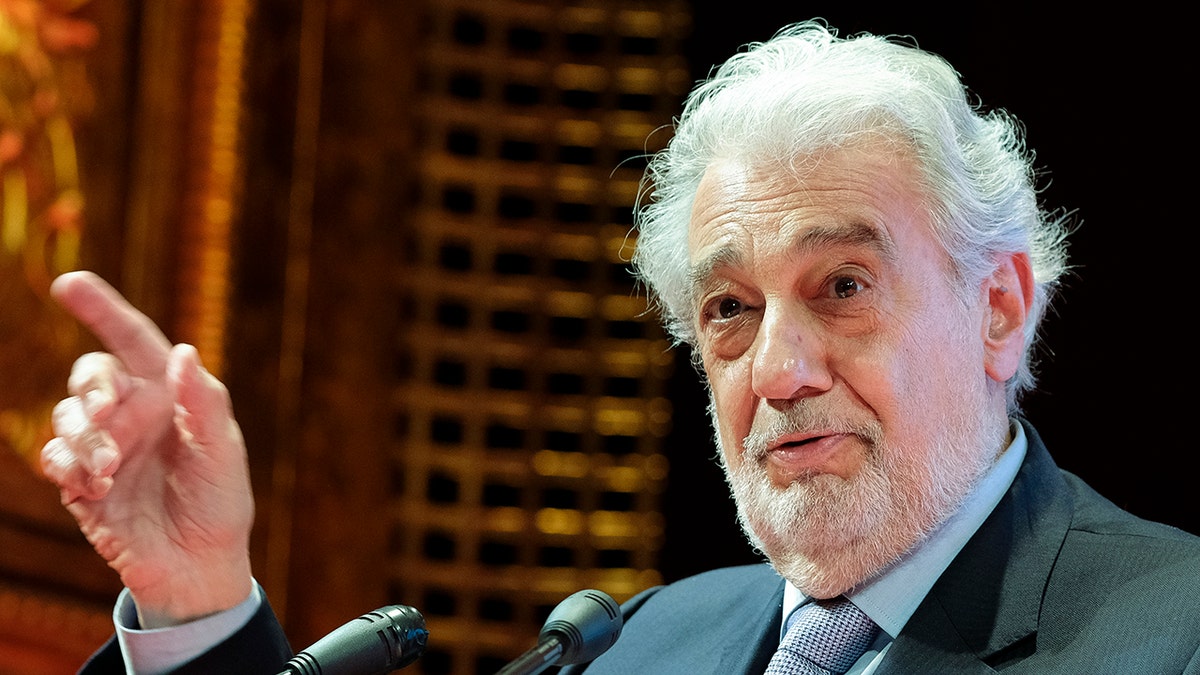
[750,303,833,402]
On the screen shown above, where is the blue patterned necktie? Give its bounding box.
[765,597,880,675]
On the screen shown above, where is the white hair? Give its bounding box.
[633,20,1070,407]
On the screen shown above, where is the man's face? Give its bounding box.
[687,143,1011,597]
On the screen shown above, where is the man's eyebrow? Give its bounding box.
[687,245,744,301]
[686,221,897,302]
[795,221,897,262]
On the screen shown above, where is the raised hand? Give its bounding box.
[39,271,255,628]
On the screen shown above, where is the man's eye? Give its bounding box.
[717,297,743,319]
[832,276,862,299]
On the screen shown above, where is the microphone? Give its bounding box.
[495,589,622,675]
[279,604,428,675]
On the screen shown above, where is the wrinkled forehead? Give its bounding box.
[681,141,960,297]
[685,141,929,248]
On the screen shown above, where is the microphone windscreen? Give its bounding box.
[539,589,622,664]
[284,604,428,675]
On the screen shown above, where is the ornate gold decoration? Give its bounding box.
[0,0,97,467]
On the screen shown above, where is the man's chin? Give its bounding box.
[733,475,901,592]
[751,521,900,598]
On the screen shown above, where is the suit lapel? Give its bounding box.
[875,598,1000,674]
[877,422,1074,673]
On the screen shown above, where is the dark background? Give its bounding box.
[662,4,1196,580]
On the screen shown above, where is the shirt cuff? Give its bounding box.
[113,581,262,675]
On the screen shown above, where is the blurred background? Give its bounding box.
[0,1,1191,673]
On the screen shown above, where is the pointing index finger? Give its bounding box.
[51,271,173,377]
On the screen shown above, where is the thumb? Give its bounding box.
[167,344,240,452]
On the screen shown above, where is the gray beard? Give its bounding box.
[713,394,999,598]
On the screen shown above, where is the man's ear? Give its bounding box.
[983,252,1034,383]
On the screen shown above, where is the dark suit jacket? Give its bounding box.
[82,423,1200,673]
[563,423,1200,673]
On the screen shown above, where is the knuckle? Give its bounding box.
[39,438,75,483]
[51,396,76,419]
[51,397,84,434]
[68,352,119,392]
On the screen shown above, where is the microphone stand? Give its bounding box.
[495,635,564,675]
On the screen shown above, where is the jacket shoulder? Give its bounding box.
[559,564,783,675]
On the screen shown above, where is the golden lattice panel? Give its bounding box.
[386,1,691,673]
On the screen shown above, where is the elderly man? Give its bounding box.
[43,21,1199,674]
